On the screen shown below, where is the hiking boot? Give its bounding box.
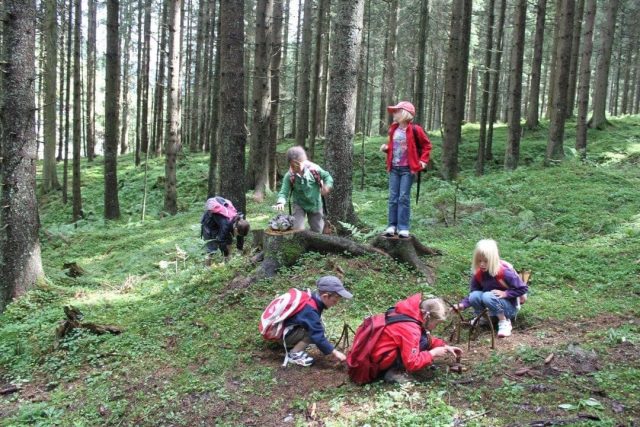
[497,319,512,338]
[286,351,314,367]
[384,226,396,237]
[384,368,413,384]
[398,230,410,238]
[470,315,489,327]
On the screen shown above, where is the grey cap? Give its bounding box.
[316,275,353,299]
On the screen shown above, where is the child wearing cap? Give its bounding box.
[380,101,432,238]
[282,275,352,366]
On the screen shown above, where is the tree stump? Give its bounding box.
[370,235,441,284]
[255,229,386,279]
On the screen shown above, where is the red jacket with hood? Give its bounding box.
[370,293,446,373]
[385,123,432,174]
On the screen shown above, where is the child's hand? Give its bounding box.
[320,185,331,196]
[491,289,507,298]
[273,203,285,211]
[419,161,427,170]
[446,345,463,357]
[380,144,388,152]
[332,349,347,362]
[449,303,463,313]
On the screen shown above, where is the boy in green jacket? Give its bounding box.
[274,146,333,233]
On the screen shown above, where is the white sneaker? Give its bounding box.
[384,226,396,237]
[398,230,410,238]
[497,319,512,338]
[285,351,314,367]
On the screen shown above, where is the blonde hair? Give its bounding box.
[472,239,501,277]
[394,109,414,124]
[420,298,447,321]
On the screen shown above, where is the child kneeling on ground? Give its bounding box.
[200,196,250,264]
[348,294,462,384]
[452,239,529,338]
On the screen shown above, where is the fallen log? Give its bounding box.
[54,306,122,347]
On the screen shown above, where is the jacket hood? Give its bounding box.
[394,293,424,323]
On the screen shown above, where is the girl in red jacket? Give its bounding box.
[371,294,462,383]
[380,101,432,238]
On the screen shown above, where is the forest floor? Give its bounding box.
[1,116,640,426]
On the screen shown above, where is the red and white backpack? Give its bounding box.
[259,288,316,341]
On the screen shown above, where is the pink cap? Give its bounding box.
[387,101,416,117]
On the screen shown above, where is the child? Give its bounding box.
[368,294,462,383]
[453,239,529,338]
[274,146,333,233]
[282,276,352,366]
[201,196,250,263]
[380,101,432,238]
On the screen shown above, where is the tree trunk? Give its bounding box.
[140,0,152,158]
[134,0,143,165]
[524,0,547,129]
[467,67,478,123]
[269,0,284,191]
[504,0,527,171]
[486,0,506,161]
[207,8,221,197]
[248,0,273,199]
[62,0,72,204]
[0,0,44,312]
[218,0,247,213]
[86,0,96,161]
[588,0,619,129]
[189,0,206,152]
[575,0,596,153]
[72,0,83,221]
[104,0,121,219]
[291,0,302,137]
[120,1,133,155]
[152,0,169,155]
[308,0,329,158]
[565,0,584,118]
[43,0,60,192]
[294,0,313,149]
[324,0,364,225]
[318,12,331,137]
[477,0,494,175]
[546,1,561,120]
[414,0,429,125]
[200,0,214,152]
[378,0,398,136]
[163,0,183,215]
[441,0,471,180]
[57,9,66,163]
[545,0,575,164]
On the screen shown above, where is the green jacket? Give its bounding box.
[276,161,333,213]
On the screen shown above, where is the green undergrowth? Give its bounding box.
[1,116,639,425]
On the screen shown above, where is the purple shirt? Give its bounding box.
[459,265,529,309]
[392,127,409,167]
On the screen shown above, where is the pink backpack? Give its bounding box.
[205,197,238,220]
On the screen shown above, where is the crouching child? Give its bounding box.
[259,276,352,367]
[347,294,462,384]
[201,196,250,264]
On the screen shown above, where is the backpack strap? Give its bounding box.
[384,309,422,326]
[287,166,327,217]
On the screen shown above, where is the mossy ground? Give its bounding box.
[1,116,639,426]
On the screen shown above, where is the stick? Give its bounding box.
[484,310,495,349]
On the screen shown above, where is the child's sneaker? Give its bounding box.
[497,319,512,338]
[286,351,314,367]
[398,230,410,238]
[384,226,396,237]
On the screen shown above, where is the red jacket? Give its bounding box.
[385,123,432,174]
[370,293,446,373]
